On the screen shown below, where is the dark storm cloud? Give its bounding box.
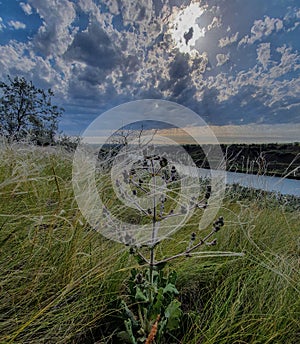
[80,66,107,86]
[64,21,119,69]
[169,53,190,79]
[171,78,190,97]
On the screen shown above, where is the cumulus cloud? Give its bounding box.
[77,0,97,13]
[0,41,34,74]
[20,2,33,15]
[8,20,26,30]
[256,43,271,70]
[283,7,300,32]
[0,40,65,95]
[205,42,300,117]
[269,45,300,79]
[1,0,300,131]
[207,16,222,31]
[218,31,239,47]
[119,0,154,27]
[216,53,230,66]
[239,16,283,45]
[0,17,5,31]
[29,0,77,57]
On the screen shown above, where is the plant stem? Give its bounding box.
[149,159,157,301]
[137,251,149,264]
[138,304,145,329]
[154,228,217,265]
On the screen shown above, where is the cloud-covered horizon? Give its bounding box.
[0,0,300,137]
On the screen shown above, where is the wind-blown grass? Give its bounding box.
[0,142,299,343]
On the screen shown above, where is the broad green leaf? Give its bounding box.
[124,319,138,344]
[163,283,179,296]
[150,287,164,319]
[135,286,148,302]
[165,299,182,331]
[121,300,139,328]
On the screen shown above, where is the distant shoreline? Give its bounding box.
[183,142,300,181]
[96,142,300,180]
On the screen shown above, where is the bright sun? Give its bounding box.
[168,3,206,56]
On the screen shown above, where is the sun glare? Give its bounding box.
[168,3,206,55]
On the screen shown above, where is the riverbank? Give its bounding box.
[184,142,300,180]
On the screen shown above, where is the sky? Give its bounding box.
[0,0,300,141]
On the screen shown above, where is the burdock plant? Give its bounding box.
[114,153,228,344]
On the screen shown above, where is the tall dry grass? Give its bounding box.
[0,141,299,343]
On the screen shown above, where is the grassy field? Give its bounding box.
[0,143,299,343]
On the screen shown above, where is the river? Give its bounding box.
[196,168,300,197]
[110,150,300,197]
